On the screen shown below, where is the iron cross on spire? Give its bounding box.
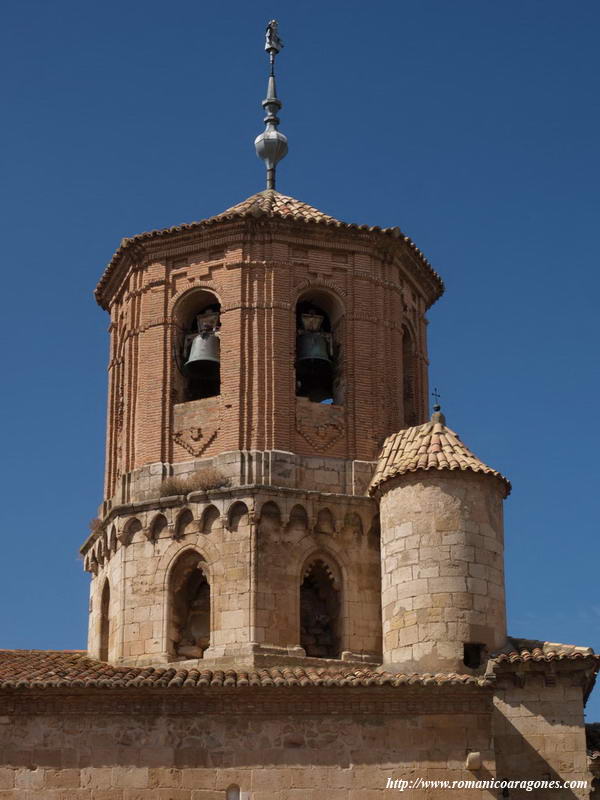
[254,20,288,191]
[431,387,442,410]
[265,19,284,75]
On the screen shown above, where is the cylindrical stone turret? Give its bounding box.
[369,407,511,673]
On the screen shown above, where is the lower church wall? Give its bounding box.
[0,688,496,799]
[493,675,590,800]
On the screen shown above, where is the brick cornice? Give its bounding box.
[97,216,443,311]
[0,685,493,718]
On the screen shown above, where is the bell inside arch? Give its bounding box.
[182,306,221,399]
[184,332,220,376]
[296,310,334,403]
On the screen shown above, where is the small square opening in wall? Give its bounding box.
[463,642,485,669]
[227,787,250,800]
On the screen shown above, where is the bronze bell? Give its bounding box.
[296,310,331,365]
[296,331,331,364]
[184,332,220,376]
[296,331,333,402]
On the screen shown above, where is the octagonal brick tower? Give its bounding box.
[81,189,443,668]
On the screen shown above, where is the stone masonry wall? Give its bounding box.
[112,450,376,510]
[86,488,380,668]
[0,688,495,799]
[378,470,506,673]
[494,673,590,800]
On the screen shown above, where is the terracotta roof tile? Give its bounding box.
[95,190,444,309]
[369,410,511,497]
[0,651,491,690]
[493,638,598,665]
[210,191,340,224]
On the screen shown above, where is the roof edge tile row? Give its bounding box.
[95,190,444,308]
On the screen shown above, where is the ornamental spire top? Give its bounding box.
[254,20,288,191]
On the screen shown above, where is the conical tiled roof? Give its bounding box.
[208,190,340,224]
[369,409,511,497]
[95,190,443,309]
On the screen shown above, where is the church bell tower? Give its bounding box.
[81,22,509,675]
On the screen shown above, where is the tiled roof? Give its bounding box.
[0,651,491,689]
[95,190,444,308]
[493,638,598,665]
[210,190,340,224]
[369,409,511,497]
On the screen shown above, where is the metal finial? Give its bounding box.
[430,387,445,425]
[254,20,288,191]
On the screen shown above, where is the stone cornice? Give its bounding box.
[80,481,377,556]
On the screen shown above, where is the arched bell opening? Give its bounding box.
[174,289,221,402]
[300,558,342,659]
[168,550,211,660]
[99,579,111,662]
[295,290,344,405]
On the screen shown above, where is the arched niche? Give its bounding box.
[300,556,342,659]
[174,508,195,540]
[148,513,168,542]
[173,288,222,403]
[120,517,142,547]
[367,513,381,552]
[295,288,345,405]
[315,508,335,535]
[228,501,249,532]
[286,504,309,533]
[343,511,363,537]
[201,505,220,534]
[258,501,281,536]
[168,549,211,659]
[402,324,418,427]
[99,579,111,662]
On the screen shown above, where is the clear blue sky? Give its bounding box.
[1,1,598,719]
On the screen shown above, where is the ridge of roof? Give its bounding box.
[211,190,340,224]
[0,650,491,689]
[95,190,444,308]
[369,410,511,497]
